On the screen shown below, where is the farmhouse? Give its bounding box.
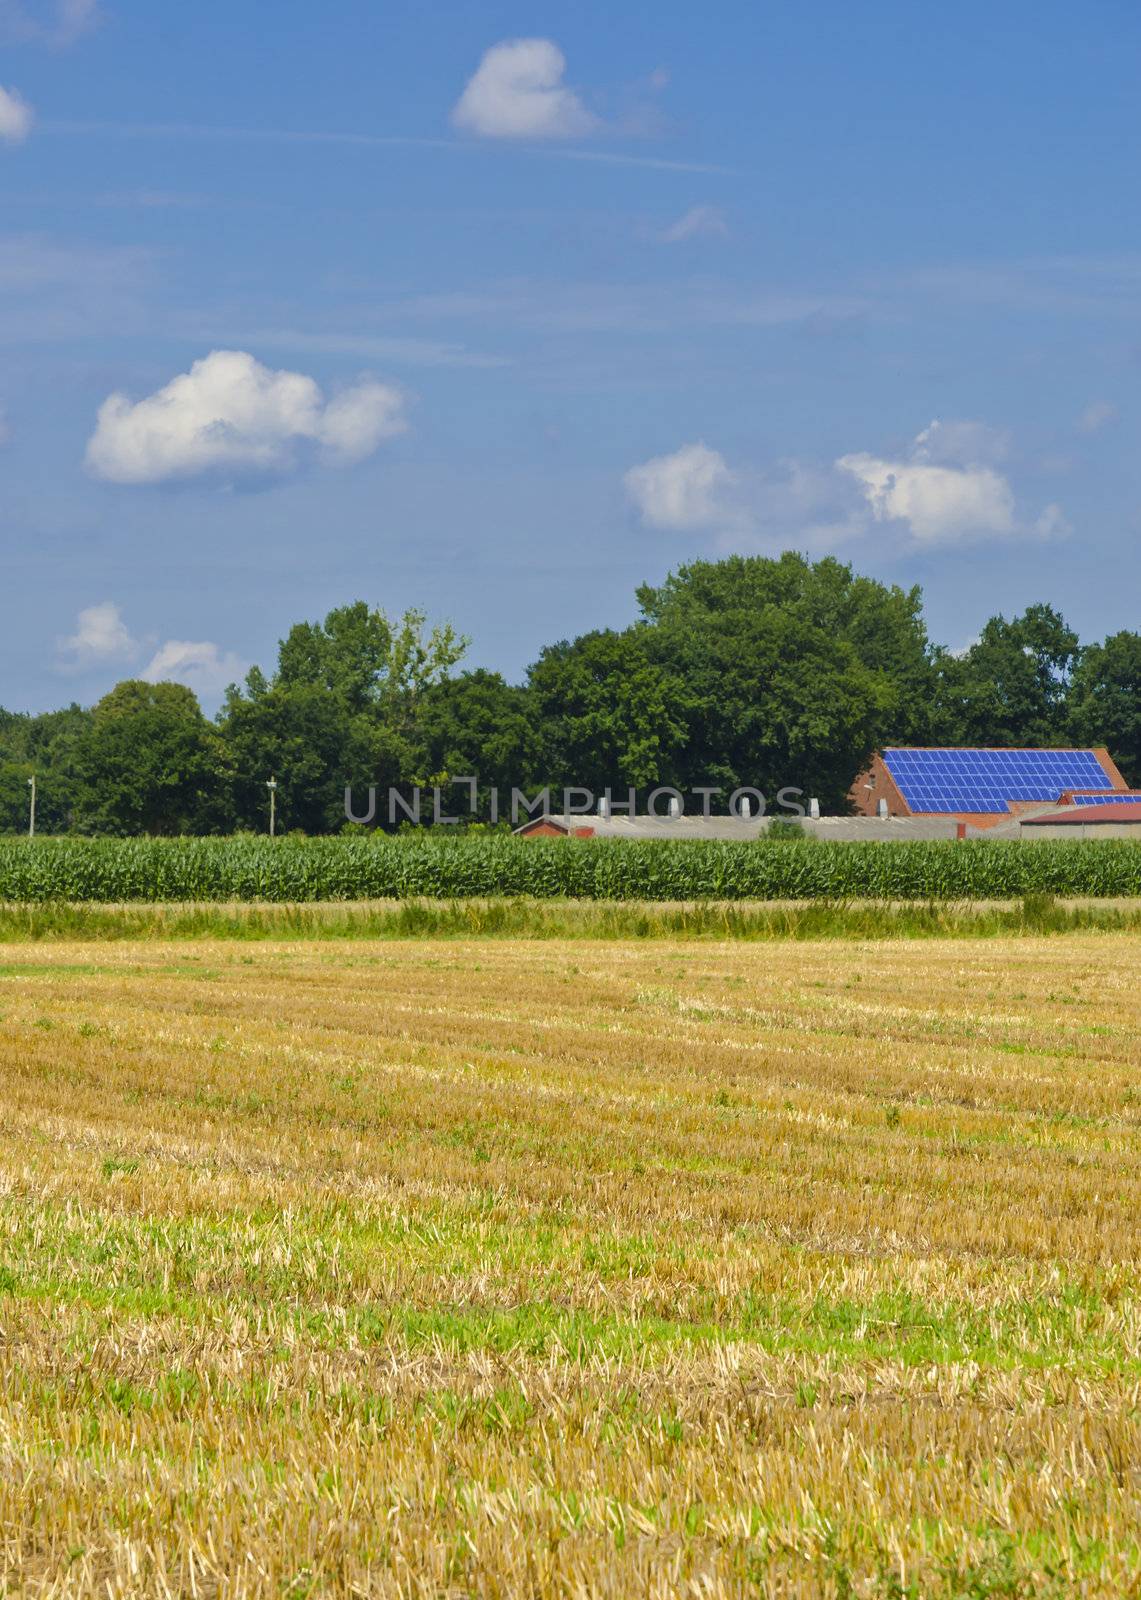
[850,746,1139,829]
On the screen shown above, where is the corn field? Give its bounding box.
[0,833,1139,901]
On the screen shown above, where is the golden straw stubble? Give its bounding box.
[0,931,1138,1596]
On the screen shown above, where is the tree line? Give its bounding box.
[2,554,1137,834]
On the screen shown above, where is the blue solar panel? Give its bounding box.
[1071,793,1141,807]
[882,749,1114,814]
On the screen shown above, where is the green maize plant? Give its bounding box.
[0,835,1138,901]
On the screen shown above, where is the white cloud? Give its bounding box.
[142,639,246,696]
[315,379,407,461]
[947,634,981,659]
[626,419,1063,553]
[836,419,1058,546]
[58,601,137,667]
[56,599,246,699]
[85,349,406,484]
[1077,400,1117,434]
[0,87,33,143]
[625,443,867,549]
[837,452,1015,544]
[625,445,872,549]
[624,441,736,531]
[452,39,596,140]
[659,205,729,244]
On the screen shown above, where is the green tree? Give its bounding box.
[1068,630,1141,786]
[527,629,689,794]
[71,681,230,835]
[0,703,91,833]
[221,602,468,831]
[0,759,35,835]
[932,604,1080,747]
[634,554,934,809]
[416,669,541,808]
[221,677,366,834]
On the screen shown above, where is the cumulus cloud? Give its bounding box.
[836,452,1016,544]
[837,419,1058,545]
[659,204,729,244]
[56,600,246,699]
[452,39,596,139]
[58,600,137,667]
[624,441,736,531]
[626,443,875,550]
[142,639,246,697]
[0,86,33,143]
[85,350,406,485]
[626,419,1063,553]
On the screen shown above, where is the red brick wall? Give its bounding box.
[517,821,595,839]
[849,754,910,817]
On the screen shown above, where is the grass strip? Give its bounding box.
[0,892,1139,941]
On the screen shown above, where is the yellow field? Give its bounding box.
[1,933,1140,1597]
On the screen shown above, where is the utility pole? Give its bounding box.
[27,774,36,838]
[267,776,277,838]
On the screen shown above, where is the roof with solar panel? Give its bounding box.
[853,746,1130,824]
[1068,792,1141,807]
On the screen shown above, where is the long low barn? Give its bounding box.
[1015,800,1141,839]
[516,814,966,841]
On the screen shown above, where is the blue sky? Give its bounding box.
[2,0,1139,711]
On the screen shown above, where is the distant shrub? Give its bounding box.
[766,818,807,842]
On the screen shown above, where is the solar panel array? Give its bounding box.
[1070,792,1141,807]
[882,748,1113,814]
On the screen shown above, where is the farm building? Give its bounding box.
[514,812,965,840]
[1014,800,1141,839]
[515,814,768,840]
[850,746,1135,828]
[516,746,1141,840]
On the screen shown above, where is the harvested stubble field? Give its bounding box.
[1,932,1140,1597]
